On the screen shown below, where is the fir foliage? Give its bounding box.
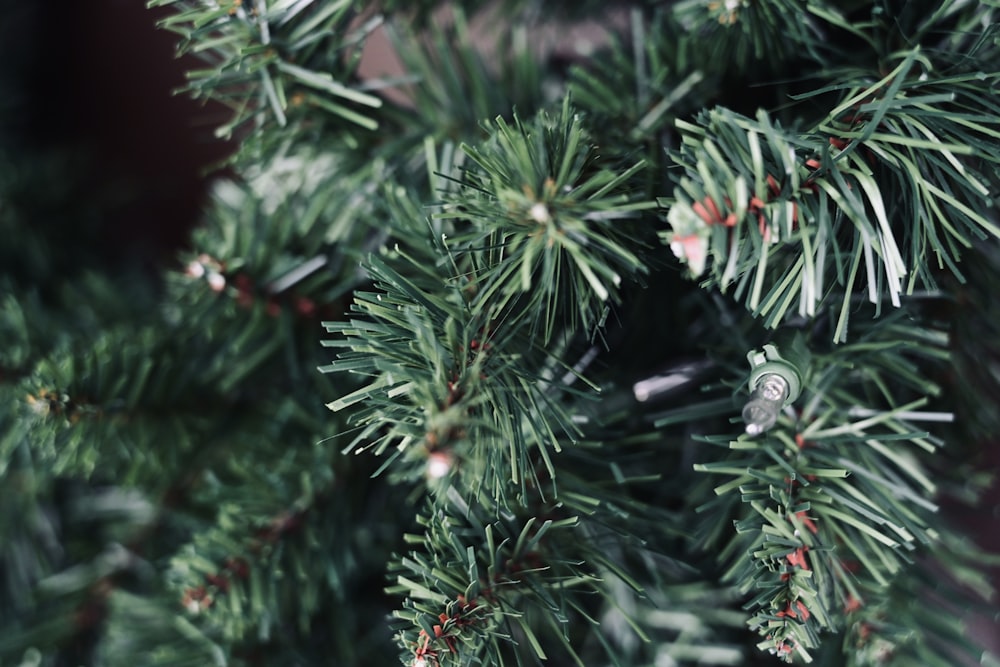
[2,1,1000,666]
[147,0,385,143]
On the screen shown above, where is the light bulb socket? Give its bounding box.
[746,344,802,406]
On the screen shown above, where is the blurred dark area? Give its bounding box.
[0,0,230,273]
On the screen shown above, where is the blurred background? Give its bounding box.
[0,0,231,267]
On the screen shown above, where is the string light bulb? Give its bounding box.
[742,342,804,435]
[426,450,454,479]
[743,372,791,435]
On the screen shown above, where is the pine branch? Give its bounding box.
[443,97,658,340]
[171,151,383,324]
[389,482,677,667]
[569,8,709,169]
[99,590,230,667]
[18,327,206,488]
[389,493,595,667]
[836,560,997,667]
[383,5,547,148]
[662,49,1000,340]
[322,101,657,504]
[670,0,830,70]
[689,308,993,662]
[322,245,576,505]
[147,0,384,144]
[166,463,402,654]
[0,472,155,665]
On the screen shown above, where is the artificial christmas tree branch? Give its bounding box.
[686,298,1000,665]
[322,98,659,506]
[147,0,384,140]
[2,1,999,665]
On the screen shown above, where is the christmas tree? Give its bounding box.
[2,1,1000,665]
